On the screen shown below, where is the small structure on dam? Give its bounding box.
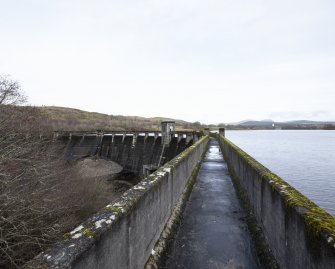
[161,120,175,145]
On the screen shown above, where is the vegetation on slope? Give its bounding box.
[0,76,132,268]
[39,106,203,132]
[0,105,130,269]
[0,74,202,268]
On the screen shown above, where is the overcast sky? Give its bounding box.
[1,0,334,124]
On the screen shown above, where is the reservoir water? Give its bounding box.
[226,130,335,216]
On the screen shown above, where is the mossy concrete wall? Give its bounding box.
[218,135,335,269]
[24,136,209,269]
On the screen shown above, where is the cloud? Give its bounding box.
[0,0,335,123]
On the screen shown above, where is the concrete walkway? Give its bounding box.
[163,138,260,269]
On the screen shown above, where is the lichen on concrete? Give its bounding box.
[24,134,210,269]
[145,137,210,268]
[218,134,335,262]
[217,136,279,268]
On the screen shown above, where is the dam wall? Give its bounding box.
[61,131,200,175]
[218,135,335,268]
[25,135,209,269]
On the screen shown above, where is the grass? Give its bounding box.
[39,106,203,132]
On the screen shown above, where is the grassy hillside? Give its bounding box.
[0,105,136,268]
[40,106,203,131]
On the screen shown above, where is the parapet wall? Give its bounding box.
[25,135,209,269]
[218,135,335,268]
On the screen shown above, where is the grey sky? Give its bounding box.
[1,0,334,124]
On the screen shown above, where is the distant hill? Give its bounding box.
[238,120,274,127]
[225,119,335,130]
[282,120,335,125]
[39,106,203,131]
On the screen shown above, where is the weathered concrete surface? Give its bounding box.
[24,136,209,269]
[64,132,200,175]
[219,135,335,269]
[163,138,260,269]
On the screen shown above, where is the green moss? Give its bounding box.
[218,134,335,240]
[164,135,209,167]
[306,207,335,238]
[81,136,209,243]
[106,206,122,214]
[63,232,71,239]
[83,228,95,237]
[217,138,279,268]
[146,138,210,268]
[261,171,335,238]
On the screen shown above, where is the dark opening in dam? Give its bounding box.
[59,122,203,180]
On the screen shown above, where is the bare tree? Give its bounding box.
[0,105,123,268]
[0,105,118,268]
[0,76,116,268]
[0,75,27,105]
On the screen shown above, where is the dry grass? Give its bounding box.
[40,106,203,131]
[0,105,122,268]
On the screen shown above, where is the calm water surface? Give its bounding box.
[226,130,335,216]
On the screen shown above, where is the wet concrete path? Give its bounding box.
[163,138,260,269]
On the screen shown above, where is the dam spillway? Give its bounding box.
[59,130,202,176]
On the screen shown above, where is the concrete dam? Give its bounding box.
[58,121,202,177]
[25,128,335,269]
